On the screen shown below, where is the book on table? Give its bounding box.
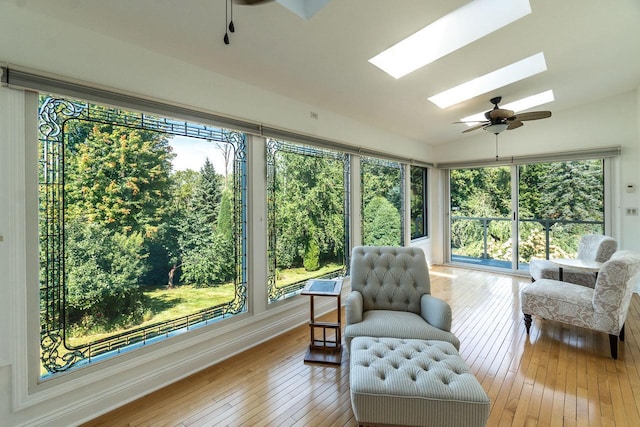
[301,278,342,295]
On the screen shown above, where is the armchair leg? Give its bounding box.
[524,314,532,334]
[609,334,618,359]
[620,323,625,342]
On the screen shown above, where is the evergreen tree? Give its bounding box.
[178,158,226,286]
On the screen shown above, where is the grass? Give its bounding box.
[276,262,343,287]
[66,282,236,347]
[60,262,344,355]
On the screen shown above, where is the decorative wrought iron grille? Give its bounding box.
[38,96,247,375]
[266,139,349,303]
[360,156,405,246]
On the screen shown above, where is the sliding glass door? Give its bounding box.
[450,166,513,269]
[517,160,604,266]
[449,159,605,272]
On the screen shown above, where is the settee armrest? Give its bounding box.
[420,294,452,332]
[345,291,364,325]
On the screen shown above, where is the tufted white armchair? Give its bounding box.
[344,246,460,352]
[521,251,640,359]
[529,234,617,287]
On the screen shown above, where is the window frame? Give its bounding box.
[410,165,428,240]
[266,139,350,303]
[360,156,405,247]
[37,95,248,378]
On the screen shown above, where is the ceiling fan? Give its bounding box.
[456,96,552,134]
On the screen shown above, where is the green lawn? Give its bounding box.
[66,282,236,347]
[276,262,343,287]
[65,262,343,348]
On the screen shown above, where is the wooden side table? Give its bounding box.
[301,278,343,365]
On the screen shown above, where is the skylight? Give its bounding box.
[369,0,532,79]
[428,53,547,109]
[277,0,330,20]
[460,90,555,124]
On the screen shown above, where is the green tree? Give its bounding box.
[363,196,401,246]
[274,151,344,270]
[361,160,402,246]
[212,188,236,283]
[62,119,176,328]
[65,121,174,235]
[178,159,227,286]
[65,220,147,330]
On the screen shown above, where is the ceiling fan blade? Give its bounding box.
[513,111,552,121]
[452,120,487,124]
[507,120,523,130]
[462,124,486,133]
[488,108,515,119]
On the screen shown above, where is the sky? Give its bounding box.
[169,136,230,174]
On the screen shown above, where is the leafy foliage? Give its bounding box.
[59,113,239,333]
[273,151,345,271]
[363,196,401,246]
[362,160,402,246]
[450,160,604,263]
[65,221,147,330]
[64,120,174,235]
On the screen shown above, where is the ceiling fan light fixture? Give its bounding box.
[484,123,509,134]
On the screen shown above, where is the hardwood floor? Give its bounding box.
[83,266,640,427]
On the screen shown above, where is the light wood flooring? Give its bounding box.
[83,266,640,426]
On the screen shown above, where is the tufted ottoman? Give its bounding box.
[349,337,490,427]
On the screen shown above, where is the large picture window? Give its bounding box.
[361,157,404,246]
[38,96,247,377]
[266,140,348,303]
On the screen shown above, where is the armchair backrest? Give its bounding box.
[350,246,430,314]
[592,253,640,333]
[577,234,617,262]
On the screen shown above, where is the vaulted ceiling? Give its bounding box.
[9,0,640,145]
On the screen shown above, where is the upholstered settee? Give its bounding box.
[344,246,459,352]
[521,251,640,359]
[529,234,617,287]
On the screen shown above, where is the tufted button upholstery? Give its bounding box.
[345,246,460,351]
[350,246,430,313]
[349,337,490,427]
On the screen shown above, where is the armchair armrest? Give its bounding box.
[345,291,364,325]
[420,294,452,332]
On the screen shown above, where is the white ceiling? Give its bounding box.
[9,0,640,145]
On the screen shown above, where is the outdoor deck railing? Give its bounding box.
[450,216,604,266]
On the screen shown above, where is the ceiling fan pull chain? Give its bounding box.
[495,134,499,161]
[224,0,231,45]
[229,0,235,32]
